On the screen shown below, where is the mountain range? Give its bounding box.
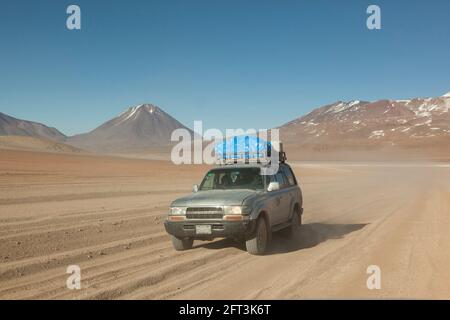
[279,93,450,151]
[1,93,449,154]
[0,104,193,153]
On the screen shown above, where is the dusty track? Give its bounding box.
[0,149,449,299]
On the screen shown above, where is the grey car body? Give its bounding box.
[164,163,303,255]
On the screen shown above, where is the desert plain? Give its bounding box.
[0,147,450,299]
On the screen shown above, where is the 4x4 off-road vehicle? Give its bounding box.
[164,140,303,255]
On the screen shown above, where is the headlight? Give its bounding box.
[169,207,187,215]
[224,206,250,215]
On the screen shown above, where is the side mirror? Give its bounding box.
[267,182,280,192]
[192,184,199,193]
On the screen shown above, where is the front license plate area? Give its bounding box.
[195,225,212,235]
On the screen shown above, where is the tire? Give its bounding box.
[171,236,194,251]
[286,211,302,240]
[246,217,269,255]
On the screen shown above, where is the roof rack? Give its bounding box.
[215,136,286,166]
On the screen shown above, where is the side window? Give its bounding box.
[275,172,288,188]
[281,165,297,186]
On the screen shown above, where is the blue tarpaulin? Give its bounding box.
[215,136,271,160]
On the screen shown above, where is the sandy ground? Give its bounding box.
[0,149,449,299]
[0,136,83,154]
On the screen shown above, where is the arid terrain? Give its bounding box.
[0,148,449,299]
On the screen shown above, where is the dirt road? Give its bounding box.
[0,149,449,299]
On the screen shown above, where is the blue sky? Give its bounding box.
[1,0,449,135]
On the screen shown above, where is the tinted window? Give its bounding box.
[275,172,288,188]
[281,165,297,186]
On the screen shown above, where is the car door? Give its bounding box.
[280,165,299,222]
[267,171,290,225]
[267,175,283,226]
[275,169,293,223]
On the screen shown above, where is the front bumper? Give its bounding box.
[164,218,257,240]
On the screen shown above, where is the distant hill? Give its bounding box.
[0,112,66,142]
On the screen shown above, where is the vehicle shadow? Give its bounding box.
[267,222,367,255]
[195,223,367,254]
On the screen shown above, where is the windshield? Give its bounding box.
[199,167,266,191]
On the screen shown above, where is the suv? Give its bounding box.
[164,162,303,255]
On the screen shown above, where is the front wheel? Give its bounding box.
[246,217,269,255]
[171,236,194,251]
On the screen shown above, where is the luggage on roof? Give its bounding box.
[214,136,286,164]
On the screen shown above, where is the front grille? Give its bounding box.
[186,213,223,219]
[186,207,223,219]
